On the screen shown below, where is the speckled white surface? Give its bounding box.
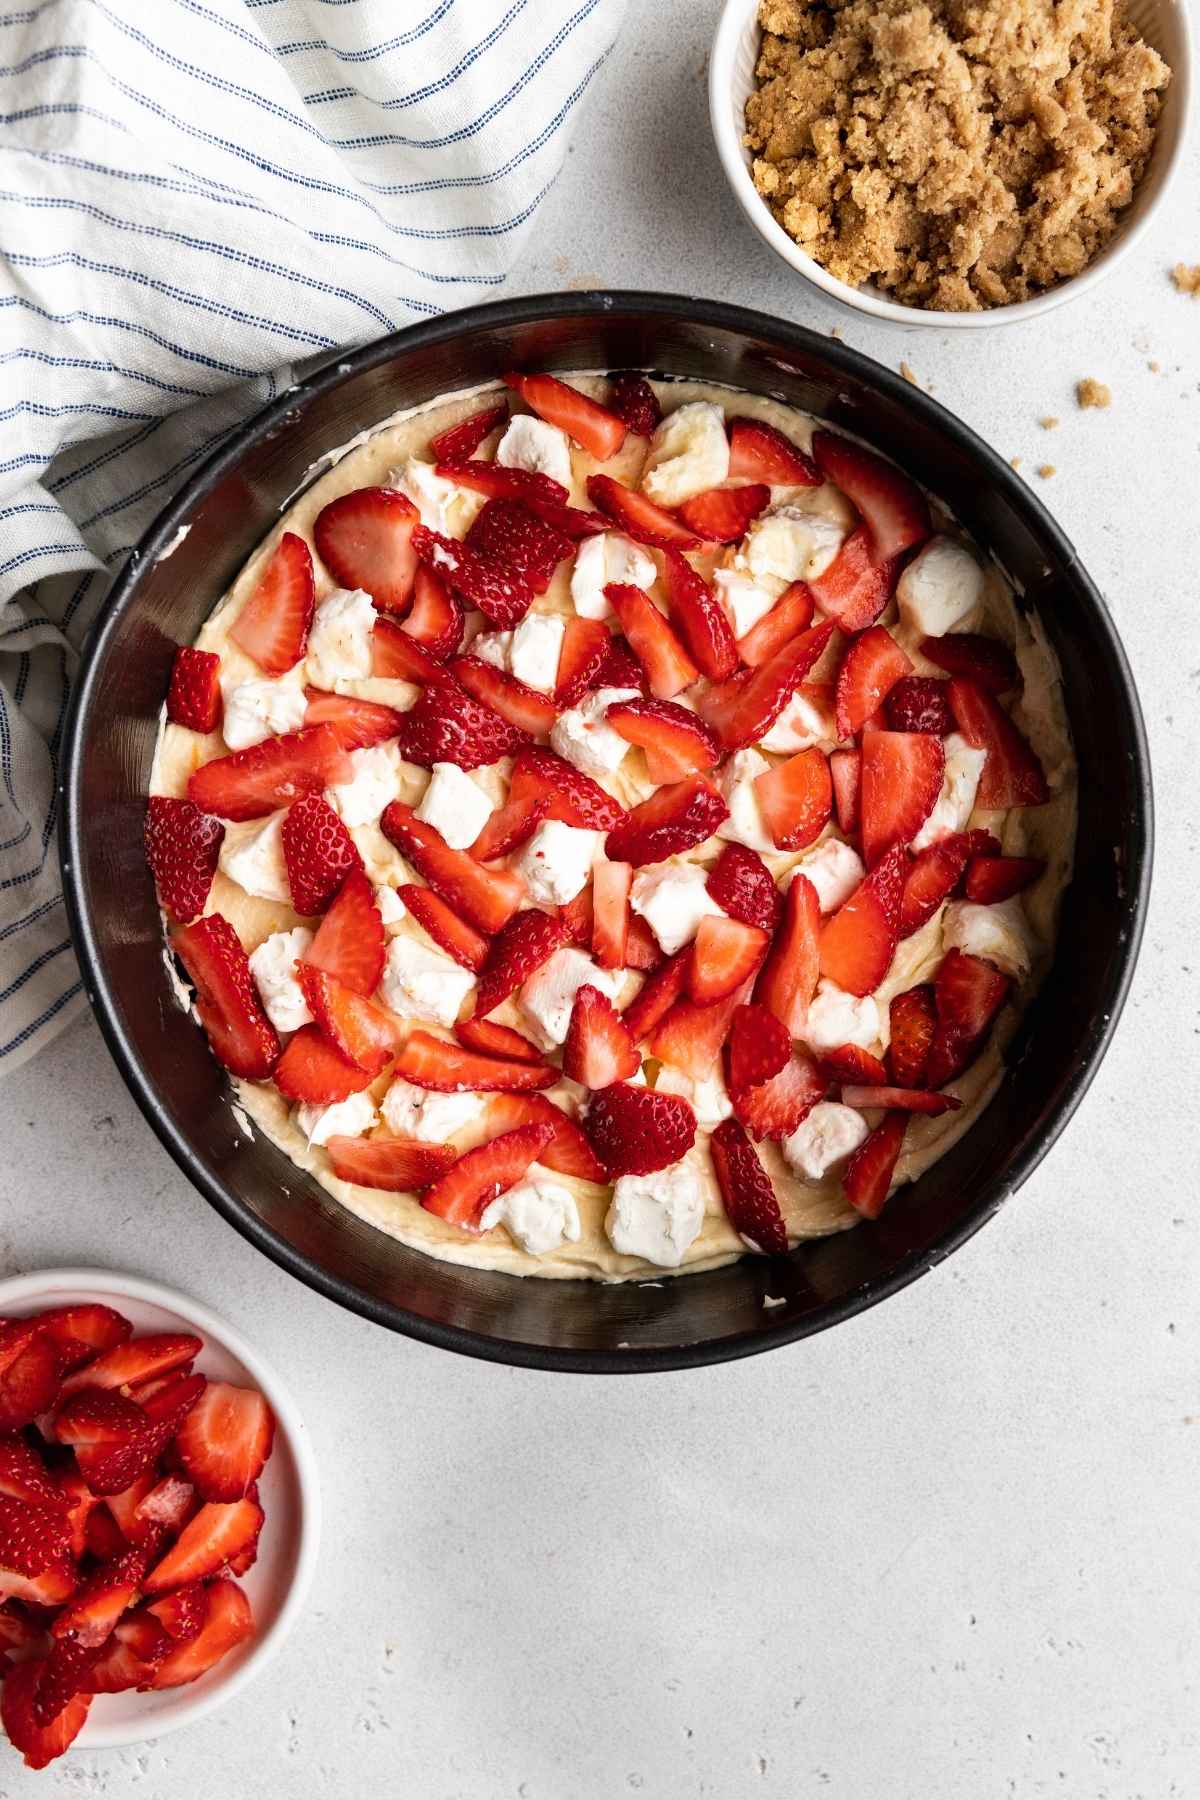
[2,4,1198,1793]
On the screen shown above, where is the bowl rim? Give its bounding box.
[60,290,1154,1373]
[0,1265,321,1747]
[708,0,1193,328]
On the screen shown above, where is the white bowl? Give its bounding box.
[0,1268,320,1750]
[709,0,1192,328]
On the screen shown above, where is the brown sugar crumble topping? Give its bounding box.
[745,0,1171,312]
[1076,377,1111,408]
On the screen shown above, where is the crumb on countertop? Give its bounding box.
[899,361,920,387]
[1149,359,1161,373]
[1077,378,1111,409]
[745,0,1171,313]
[1010,456,1022,470]
[1039,415,1060,429]
[1038,464,1057,478]
[1171,263,1200,295]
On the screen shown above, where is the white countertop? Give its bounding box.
[3,3,1197,1793]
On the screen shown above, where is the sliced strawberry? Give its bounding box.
[38,1637,106,1726]
[0,1600,43,1663]
[400,565,462,658]
[143,796,223,924]
[834,625,912,740]
[88,1502,131,1559]
[136,1474,196,1538]
[455,1017,543,1063]
[563,882,593,953]
[563,984,640,1087]
[395,670,529,770]
[591,859,632,970]
[584,1083,696,1178]
[37,1305,132,1374]
[925,949,1012,1088]
[473,909,570,1018]
[899,833,972,937]
[830,748,861,835]
[151,1578,253,1689]
[272,1026,375,1105]
[605,582,699,699]
[313,487,418,615]
[143,1493,262,1596]
[0,1336,61,1439]
[621,948,690,1043]
[59,1333,200,1401]
[371,615,444,684]
[296,966,399,1075]
[587,474,698,549]
[554,616,611,707]
[705,843,782,933]
[608,374,661,436]
[727,417,819,485]
[99,1470,156,1545]
[885,675,952,735]
[0,1495,70,1579]
[187,723,350,823]
[438,460,567,510]
[470,794,548,864]
[959,827,1003,861]
[302,868,385,995]
[808,525,898,632]
[709,1119,788,1253]
[429,400,508,465]
[946,678,1049,807]
[593,632,648,692]
[696,621,835,751]
[888,984,936,1087]
[2,1656,91,1768]
[821,1042,889,1084]
[411,525,533,630]
[736,579,815,667]
[146,1583,208,1645]
[85,1611,171,1693]
[52,1544,148,1649]
[398,884,489,973]
[921,632,1020,696]
[731,1049,826,1141]
[174,1383,274,1504]
[382,803,526,933]
[396,1031,555,1093]
[607,697,719,783]
[605,776,727,867]
[689,916,768,1005]
[754,748,832,851]
[843,1112,907,1218]
[818,844,905,995]
[166,646,222,735]
[280,792,363,916]
[811,430,930,561]
[172,914,279,1079]
[623,912,661,970]
[229,531,316,672]
[326,1135,456,1191]
[755,871,820,1034]
[508,747,625,831]
[55,1471,98,1561]
[650,982,748,1082]
[463,496,572,594]
[486,1094,607,1183]
[678,483,770,544]
[421,1122,556,1229]
[840,1084,962,1115]
[504,371,625,460]
[451,655,558,737]
[726,1001,791,1091]
[964,855,1045,903]
[658,547,739,679]
[0,1437,60,1509]
[0,1562,74,1609]
[860,731,945,865]
[303,688,405,752]
[523,497,609,540]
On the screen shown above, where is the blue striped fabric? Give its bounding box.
[0,0,626,1073]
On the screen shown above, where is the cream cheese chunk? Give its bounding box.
[305,587,376,688]
[606,1164,705,1267]
[641,401,729,505]
[783,1102,870,1182]
[379,935,475,1027]
[248,926,314,1033]
[630,860,724,955]
[414,762,494,851]
[896,535,985,636]
[481,1172,582,1255]
[218,811,291,904]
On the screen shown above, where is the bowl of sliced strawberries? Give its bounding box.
[0,1270,318,1768]
[60,293,1151,1370]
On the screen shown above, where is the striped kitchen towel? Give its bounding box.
[0,0,626,1074]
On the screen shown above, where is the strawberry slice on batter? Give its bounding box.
[730,1049,826,1141]
[946,678,1049,808]
[885,675,952,735]
[554,616,611,707]
[605,582,699,699]
[508,746,626,830]
[658,548,739,680]
[144,796,224,923]
[428,400,508,465]
[605,775,728,867]
[296,966,400,1076]
[463,496,573,595]
[726,1001,791,1091]
[621,948,690,1044]
[584,1082,697,1179]
[396,1032,556,1094]
[371,615,444,684]
[455,1017,544,1063]
[843,1112,908,1219]
[437,461,568,510]
[280,792,363,916]
[649,981,749,1083]
[859,730,945,865]
[273,1026,375,1105]
[301,869,385,995]
[704,842,782,933]
[382,803,526,933]
[397,884,490,973]
[486,1094,606,1183]
[563,984,640,1087]
[504,372,627,461]
[591,859,632,969]
[401,565,462,658]
[473,909,570,1018]
[678,482,770,543]
[313,487,419,616]
[451,655,558,737]
[811,430,931,561]
[187,724,351,823]
[840,1085,962,1116]
[606,696,719,782]
[807,526,898,633]
[755,870,820,1035]
[924,949,1012,1088]
[920,632,1020,696]
[303,688,406,751]
[171,914,279,1079]
[229,531,316,673]
[818,844,906,996]
[963,855,1045,903]
[736,579,815,667]
[753,747,833,851]
[830,748,861,834]
[325,1136,457,1191]
[727,418,819,486]
[834,625,913,740]
[820,1043,889,1084]
[709,1118,788,1254]
[586,475,699,549]
[689,916,769,1005]
[888,984,936,1087]
[166,647,222,734]
[608,374,661,438]
[395,671,529,770]
[411,525,533,630]
[422,1121,557,1229]
[696,621,834,751]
